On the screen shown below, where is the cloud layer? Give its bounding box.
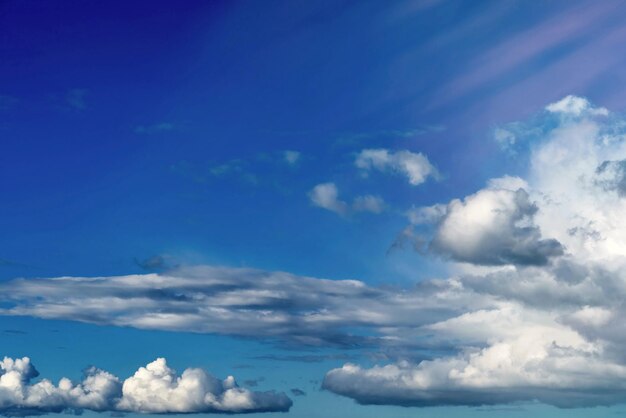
[0,265,470,348]
[5,96,626,410]
[0,357,291,416]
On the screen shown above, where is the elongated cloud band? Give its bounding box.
[0,357,291,416]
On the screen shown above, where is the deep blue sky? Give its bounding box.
[3,1,626,417]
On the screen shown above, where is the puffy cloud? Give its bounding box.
[117,358,291,414]
[323,331,626,408]
[430,186,563,265]
[545,95,608,117]
[0,356,121,416]
[403,176,563,266]
[309,183,386,216]
[309,182,348,215]
[0,357,291,416]
[355,149,438,186]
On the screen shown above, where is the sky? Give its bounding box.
[4,0,626,416]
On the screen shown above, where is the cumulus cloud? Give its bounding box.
[309,183,386,216]
[308,183,348,215]
[320,96,626,407]
[403,176,563,266]
[355,149,438,185]
[545,94,608,117]
[0,357,291,416]
[429,186,564,265]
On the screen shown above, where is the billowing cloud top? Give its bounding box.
[0,357,291,416]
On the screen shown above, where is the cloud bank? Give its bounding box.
[323,96,626,407]
[0,357,291,416]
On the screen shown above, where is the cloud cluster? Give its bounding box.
[323,96,626,406]
[6,96,626,410]
[355,149,438,185]
[0,357,291,416]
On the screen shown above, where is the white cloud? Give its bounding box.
[308,182,348,215]
[545,94,608,116]
[323,321,626,407]
[9,96,626,410]
[323,96,626,407]
[355,149,438,186]
[117,358,290,414]
[406,203,447,225]
[0,357,291,416]
[309,183,386,216]
[429,187,563,265]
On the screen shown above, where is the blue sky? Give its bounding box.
[4,0,626,417]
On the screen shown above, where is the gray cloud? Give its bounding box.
[134,255,173,271]
[290,389,306,397]
[0,357,291,416]
[0,265,470,349]
[6,96,626,410]
[595,159,626,197]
